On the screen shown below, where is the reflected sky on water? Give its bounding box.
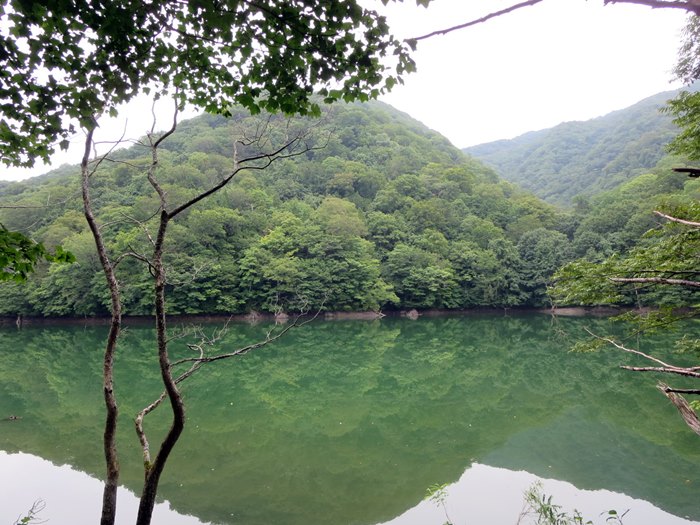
[0,452,204,525]
[1,452,697,525]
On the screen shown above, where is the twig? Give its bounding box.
[172,308,321,366]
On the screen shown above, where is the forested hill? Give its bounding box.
[463,89,681,206]
[0,101,579,316]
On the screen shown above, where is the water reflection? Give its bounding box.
[380,463,699,525]
[0,452,204,525]
[0,315,699,524]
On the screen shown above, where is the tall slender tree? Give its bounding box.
[1,1,424,523]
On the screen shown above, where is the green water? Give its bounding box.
[0,314,699,524]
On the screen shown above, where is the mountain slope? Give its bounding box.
[0,101,572,315]
[464,89,681,206]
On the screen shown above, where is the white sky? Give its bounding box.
[0,0,689,181]
[378,0,687,146]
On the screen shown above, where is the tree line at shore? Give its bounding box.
[0,101,697,317]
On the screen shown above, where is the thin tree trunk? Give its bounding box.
[99,314,121,525]
[136,212,186,525]
[81,126,122,525]
[132,112,313,524]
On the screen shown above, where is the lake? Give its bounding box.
[0,314,698,525]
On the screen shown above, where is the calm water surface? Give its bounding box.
[0,314,698,524]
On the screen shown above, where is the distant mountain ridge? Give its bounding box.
[463,89,682,206]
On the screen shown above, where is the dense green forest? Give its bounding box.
[1,98,698,317]
[0,102,577,316]
[464,89,683,206]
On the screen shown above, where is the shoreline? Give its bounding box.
[0,306,629,327]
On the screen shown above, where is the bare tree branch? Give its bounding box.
[662,387,700,394]
[585,329,700,435]
[113,249,153,270]
[653,210,700,228]
[136,308,321,463]
[146,104,178,210]
[239,113,274,147]
[163,260,211,286]
[168,128,325,219]
[88,122,130,178]
[585,328,682,369]
[620,365,700,378]
[587,329,700,375]
[604,0,700,15]
[99,157,149,170]
[0,189,81,218]
[609,276,700,288]
[172,309,322,367]
[408,0,700,44]
[409,0,545,42]
[134,391,166,468]
[13,499,47,525]
[100,209,159,250]
[152,98,180,150]
[658,382,700,437]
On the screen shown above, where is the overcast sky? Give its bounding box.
[378,0,687,146]
[1,0,689,181]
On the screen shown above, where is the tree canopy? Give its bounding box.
[465,89,681,206]
[0,0,419,167]
[0,0,430,282]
